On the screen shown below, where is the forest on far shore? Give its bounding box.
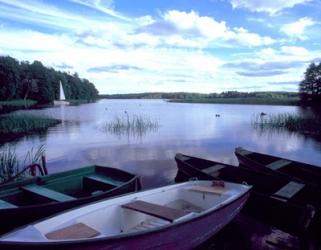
[0,56,98,103]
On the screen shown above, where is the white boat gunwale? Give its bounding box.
[0,180,251,246]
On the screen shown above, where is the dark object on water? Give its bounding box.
[0,165,141,234]
[0,181,250,250]
[260,112,267,116]
[235,147,321,187]
[215,114,220,117]
[175,153,320,237]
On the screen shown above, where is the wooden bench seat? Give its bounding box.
[122,200,190,222]
[21,184,76,202]
[271,181,305,200]
[202,164,226,175]
[84,174,122,187]
[189,185,226,195]
[0,199,17,209]
[46,223,100,240]
[266,159,292,170]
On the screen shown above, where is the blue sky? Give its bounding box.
[0,0,320,94]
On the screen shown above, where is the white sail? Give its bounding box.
[59,81,66,100]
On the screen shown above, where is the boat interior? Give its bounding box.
[177,154,320,203]
[3,181,247,242]
[0,167,127,208]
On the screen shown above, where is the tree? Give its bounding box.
[0,56,99,103]
[300,62,321,104]
[0,56,21,100]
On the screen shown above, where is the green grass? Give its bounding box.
[0,99,37,107]
[0,114,60,141]
[0,145,45,183]
[170,97,299,106]
[252,113,321,135]
[103,113,159,137]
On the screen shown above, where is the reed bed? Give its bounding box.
[103,113,159,138]
[253,113,321,135]
[0,114,60,135]
[0,99,37,107]
[0,145,45,183]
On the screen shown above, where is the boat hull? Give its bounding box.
[53,100,70,105]
[235,147,321,186]
[0,192,250,250]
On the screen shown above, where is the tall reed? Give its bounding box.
[103,113,159,138]
[0,145,45,183]
[0,146,19,183]
[252,113,321,135]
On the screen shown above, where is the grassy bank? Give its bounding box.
[0,99,37,107]
[0,114,61,142]
[0,99,38,114]
[253,113,321,135]
[170,97,299,106]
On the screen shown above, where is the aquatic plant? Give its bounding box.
[0,145,45,183]
[252,113,321,135]
[0,99,37,107]
[103,113,159,138]
[0,114,60,140]
[0,146,19,183]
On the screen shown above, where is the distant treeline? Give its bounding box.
[0,56,98,103]
[100,91,299,100]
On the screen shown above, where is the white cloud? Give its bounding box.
[281,17,316,40]
[69,0,129,21]
[141,10,275,47]
[230,0,312,15]
[0,0,314,94]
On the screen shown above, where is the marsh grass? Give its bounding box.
[0,114,60,136]
[0,146,18,183]
[0,99,37,107]
[103,113,159,138]
[253,113,321,135]
[0,145,45,183]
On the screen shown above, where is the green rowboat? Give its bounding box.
[0,165,141,234]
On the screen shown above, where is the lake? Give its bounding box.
[2,99,321,189]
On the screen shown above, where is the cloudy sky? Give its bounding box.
[0,0,320,94]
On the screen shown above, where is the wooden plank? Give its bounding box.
[202,164,225,175]
[46,223,100,240]
[266,159,291,170]
[189,185,226,195]
[0,199,17,209]
[122,200,190,222]
[273,181,305,199]
[85,174,123,186]
[21,184,76,202]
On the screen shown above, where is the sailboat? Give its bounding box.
[54,81,69,105]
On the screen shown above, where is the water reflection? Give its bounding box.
[0,100,320,189]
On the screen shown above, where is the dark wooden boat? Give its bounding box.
[235,147,321,186]
[0,165,141,234]
[0,180,250,250]
[175,153,320,237]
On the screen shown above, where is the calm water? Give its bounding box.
[2,99,321,188]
